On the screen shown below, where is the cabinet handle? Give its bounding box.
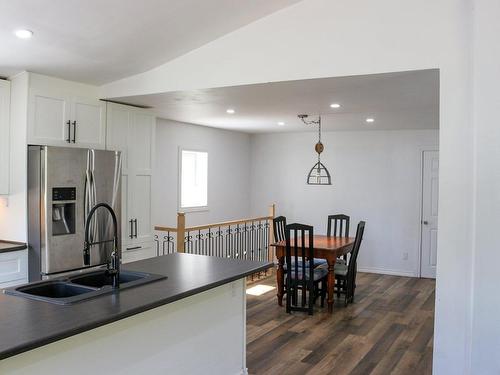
[134,219,138,238]
[126,246,142,251]
[129,219,134,239]
[66,121,71,143]
[72,121,77,143]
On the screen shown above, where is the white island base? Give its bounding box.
[0,280,247,375]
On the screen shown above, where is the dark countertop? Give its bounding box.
[0,253,272,360]
[0,241,27,253]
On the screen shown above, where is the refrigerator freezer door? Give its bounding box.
[42,147,88,274]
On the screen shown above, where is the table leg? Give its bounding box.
[277,255,285,306]
[327,259,335,313]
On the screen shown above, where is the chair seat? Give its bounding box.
[288,266,328,281]
[334,263,348,276]
[284,257,327,270]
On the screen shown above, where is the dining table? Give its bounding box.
[270,235,355,313]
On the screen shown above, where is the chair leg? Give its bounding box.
[320,280,325,308]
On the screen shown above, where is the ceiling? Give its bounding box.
[0,0,300,84]
[116,69,439,133]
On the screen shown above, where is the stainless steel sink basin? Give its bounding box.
[5,280,99,305]
[69,270,155,288]
[4,269,167,305]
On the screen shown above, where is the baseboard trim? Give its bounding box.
[357,267,417,278]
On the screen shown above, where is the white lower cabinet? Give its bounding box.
[0,250,28,288]
[121,242,156,264]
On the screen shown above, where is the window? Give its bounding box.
[180,149,208,210]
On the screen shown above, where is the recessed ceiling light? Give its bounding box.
[226,109,235,114]
[14,29,33,39]
[330,103,341,108]
[277,121,285,126]
[366,118,375,123]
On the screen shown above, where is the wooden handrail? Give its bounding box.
[154,225,178,232]
[184,216,272,232]
[155,216,273,233]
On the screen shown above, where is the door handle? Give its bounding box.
[422,220,429,225]
[129,219,134,239]
[126,246,142,251]
[72,121,76,143]
[66,120,71,143]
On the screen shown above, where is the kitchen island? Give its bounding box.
[0,253,272,374]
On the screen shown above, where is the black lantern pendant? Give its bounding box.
[299,114,332,185]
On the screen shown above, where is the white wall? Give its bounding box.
[153,119,252,228]
[470,1,500,373]
[101,1,475,372]
[250,129,438,277]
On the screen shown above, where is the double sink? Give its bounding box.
[4,269,167,305]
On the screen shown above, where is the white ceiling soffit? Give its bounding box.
[116,69,439,133]
[0,0,300,84]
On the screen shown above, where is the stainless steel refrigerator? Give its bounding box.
[28,146,121,281]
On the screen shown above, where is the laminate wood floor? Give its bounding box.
[246,272,435,375]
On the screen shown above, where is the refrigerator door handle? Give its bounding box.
[72,121,77,143]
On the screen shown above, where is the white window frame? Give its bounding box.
[178,147,209,212]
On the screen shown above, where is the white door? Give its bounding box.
[71,97,106,149]
[28,89,71,146]
[420,150,439,278]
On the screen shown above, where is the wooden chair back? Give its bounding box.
[273,216,287,242]
[327,214,350,237]
[285,223,315,314]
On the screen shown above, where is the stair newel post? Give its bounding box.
[177,212,186,253]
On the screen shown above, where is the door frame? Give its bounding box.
[417,148,439,278]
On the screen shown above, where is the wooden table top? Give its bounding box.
[270,235,355,251]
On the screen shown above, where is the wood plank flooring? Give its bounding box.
[246,272,435,375]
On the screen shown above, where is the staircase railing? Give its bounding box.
[154,204,276,265]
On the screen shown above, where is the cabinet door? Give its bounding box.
[28,88,71,146]
[129,112,154,173]
[0,80,10,195]
[106,103,130,172]
[72,97,106,149]
[122,242,156,264]
[131,174,153,243]
[121,173,133,245]
[0,250,28,288]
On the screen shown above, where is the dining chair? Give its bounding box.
[274,216,325,269]
[285,223,327,315]
[334,221,365,307]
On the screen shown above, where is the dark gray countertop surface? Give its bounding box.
[0,241,27,253]
[0,253,272,360]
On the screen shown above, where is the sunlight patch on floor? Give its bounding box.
[246,284,276,296]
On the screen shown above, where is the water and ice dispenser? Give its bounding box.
[51,187,76,236]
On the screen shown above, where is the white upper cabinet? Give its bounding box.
[0,79,10,195]
[71,97,106,148]
[27,74,105,149]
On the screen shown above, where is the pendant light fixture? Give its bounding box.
[299,114,332,185]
